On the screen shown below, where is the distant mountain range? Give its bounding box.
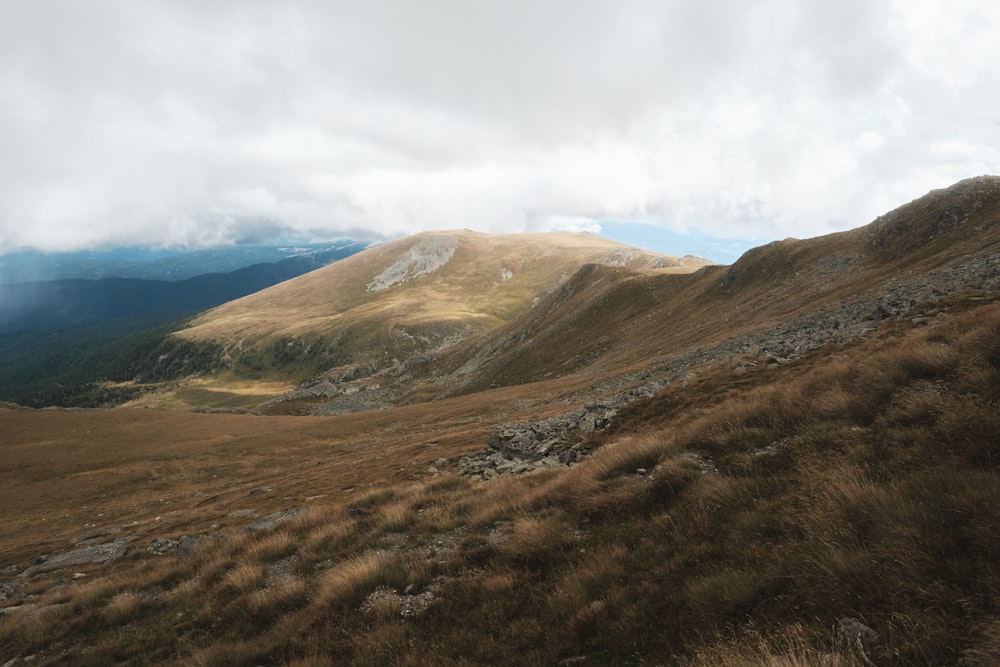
[0,240,371,404]
[0,241,373,283]
[0,241,371,334]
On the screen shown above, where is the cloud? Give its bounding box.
[1,0,999,254]
[545,216,602,235]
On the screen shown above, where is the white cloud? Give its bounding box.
[0,0,998,254]
[545,216,602,234]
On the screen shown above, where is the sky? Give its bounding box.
[1,1,999,264]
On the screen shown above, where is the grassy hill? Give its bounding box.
[129,231,708,409]
[1,177,999,664]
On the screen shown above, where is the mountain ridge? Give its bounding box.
[231,176,1000,415]
[0,240,371,283]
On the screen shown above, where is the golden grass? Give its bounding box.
[376,500,418,533]
[312,551,393,608]
[245,530,298,562]
[681,623,853,667]
[99,591,143,626]
[464,474,532,527]
[497,516,569,564]
[245,577,309,617]
[220,563,266,593]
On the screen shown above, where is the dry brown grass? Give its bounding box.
[376,499,418,533]
[3,295,1000,664]
[464,474,533,527]
[497,516,570,564]
[245,577,310,617]
[99,590,143,626]
[681,623,854,667]
[245,530,297,562]
[220,562,266,594]
[311,551,393,608]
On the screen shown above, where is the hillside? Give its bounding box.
[0,242,371,334]
[244,176,1000,416]
[0,244,370,408]
[1,177,999,665]
[142,231,708,409]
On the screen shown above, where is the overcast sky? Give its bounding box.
[1,1,998,260]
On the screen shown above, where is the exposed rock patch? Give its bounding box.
[360,584,440,619]
[19,537,133,577]
[367,236,458,292]
[837,617,878,666]
[243,509,301,533]
[147,538,179,556]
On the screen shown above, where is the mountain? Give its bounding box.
[143,176,1000,415]
[0,253,364,335]
[0,240,372,283]
[0,242,370,407]
[2,177,999,665]
[136,231,710,408]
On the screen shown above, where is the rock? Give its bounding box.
[244,509,301,533]
[72,527,118,544]
[147,538,179,556]
[836,617,878,666]
[19,538,133,577]
[0,604,34,617]
[0,581,26,602]
[359,584,440,619]
[176,535,209,562]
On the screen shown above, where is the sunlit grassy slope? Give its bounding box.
[156,231,708,403]
[179,231,703,342]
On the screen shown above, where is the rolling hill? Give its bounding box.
[133,231,710,409]
[1,176,999,665]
